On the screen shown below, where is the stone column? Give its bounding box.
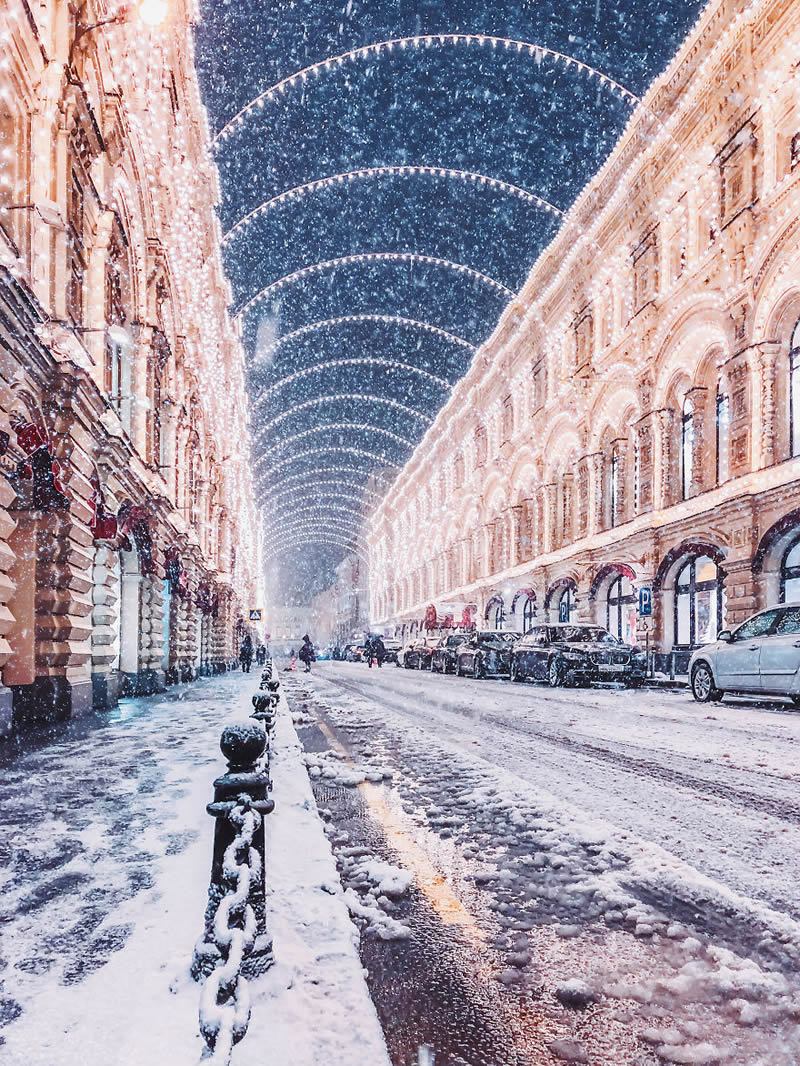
[757,342,781,469]
[653,409,675,510]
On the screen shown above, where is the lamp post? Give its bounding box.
[70,0,168,65]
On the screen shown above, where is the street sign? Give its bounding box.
[248,609,262,622]
[638,587,652,616]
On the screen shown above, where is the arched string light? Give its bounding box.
[214,34,640,144]
[263,469,388,501]
[259,446,401,482]
[253,358,452,407]
[263,536,370,569]
[258,422,415,463]
[236,253,513,320]
[262,515,366,542]
[264,484,383,511]
[251,314,475,367]
[256,394,432,438]
[223,166,562,245]
[265,497,375,523]
[258,465,392,495]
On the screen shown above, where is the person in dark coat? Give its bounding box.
[240,633,253,673]
[372,635,386,668]
[255,644,266,666]
[298,634,315,673]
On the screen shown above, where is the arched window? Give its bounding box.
[493,602,505,629]
[715,391,730,484]
[681,398,694,499]
[781,538,800,602]
[790,320,800,458]
[607,575,637,643]
[674,555,723,646]
[558,586,576,623]
[522,597,535,633]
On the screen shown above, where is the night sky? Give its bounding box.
[194,0,706,604]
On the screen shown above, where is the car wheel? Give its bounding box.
[511,657,524,682]
[547,657,564,688]
[792,696,800,709]
[691,662,722,703]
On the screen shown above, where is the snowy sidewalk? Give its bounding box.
[0,672,389,1066]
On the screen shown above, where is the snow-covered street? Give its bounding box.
[289,662,800,1065]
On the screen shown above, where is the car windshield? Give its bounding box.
[479,632,518,643]
[552,626,617,644]
[447,636,463,646]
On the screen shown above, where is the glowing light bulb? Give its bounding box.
[138,0,168,26]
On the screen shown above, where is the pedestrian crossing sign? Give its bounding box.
[249,609,262,622]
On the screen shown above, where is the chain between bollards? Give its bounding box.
[193,656,281,1064]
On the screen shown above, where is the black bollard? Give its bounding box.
[192,720,275,981]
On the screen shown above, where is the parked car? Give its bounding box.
[381,639,402,665]
[689,603,800,704]
[344,643,365,662]
[510,624,647,687]
[455,631,521,678]
[403,636,439,669]
[431,634,468,674]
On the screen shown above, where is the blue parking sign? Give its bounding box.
[638,587,652,616]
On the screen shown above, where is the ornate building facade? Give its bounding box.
[368,0,800,672]
[0,0,259,731]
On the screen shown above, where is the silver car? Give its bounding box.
[689,603,800,705]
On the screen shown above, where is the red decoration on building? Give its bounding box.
[118,502,155,575]
[89,474,120,542]
[424,604,438,630]
[165,546,189,598]
[196,581,219,616]
[11,415,69,512]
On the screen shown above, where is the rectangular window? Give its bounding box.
[715,393,730,483]
[633,436,640,514]
[681,406,694,499]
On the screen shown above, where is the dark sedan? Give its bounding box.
[403,637,438,669]
[431,634,467,674]
[455,631,521,678]
[510,623,647,687]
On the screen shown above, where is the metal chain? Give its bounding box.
[199,795,263,1063]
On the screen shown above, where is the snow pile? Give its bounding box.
[327,845,413,941]
[303,750,393,787]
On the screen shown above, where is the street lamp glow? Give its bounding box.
[138,0,168,26]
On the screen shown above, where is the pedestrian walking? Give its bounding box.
[299,634,315,673]
[239,633,253,673]
[255,644,266,666]
[372,634,386,668]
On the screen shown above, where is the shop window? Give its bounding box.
[681,398,694,499]
[780,538,800,603]
[790,319,800,458]
[674,555,723,647]
[607,575,636,643]
[715,392,730,484]
[492,602,505,629]
[522,597,535,633]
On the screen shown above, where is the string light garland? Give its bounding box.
[250,314,475,366]
[253,358,454,405]
[257,422,416,464]
[256,394,432,438]
[262,535,371,568]
[265,495,377,521]
[223,166,562,246]
[261,511,364,537]
[257,446,401,483]
[214,34,640,144]
[262,466,391,496]
[235,253,514,320]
